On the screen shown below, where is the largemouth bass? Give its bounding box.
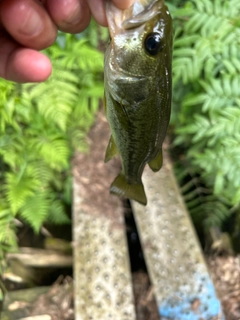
[104,0,172,205]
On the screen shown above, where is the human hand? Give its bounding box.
[0,0,132,83]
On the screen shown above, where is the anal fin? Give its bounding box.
[148,149,163,172]
[104,135,118,163]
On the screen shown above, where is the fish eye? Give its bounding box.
[144,33,163,56]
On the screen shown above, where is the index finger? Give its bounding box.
[0,0,57,50]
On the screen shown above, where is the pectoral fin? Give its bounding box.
[110,173,147,205]
[104,135,118,163]
[148,149,163,172]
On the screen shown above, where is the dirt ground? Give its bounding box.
[5,260,238,320]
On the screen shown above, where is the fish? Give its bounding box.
[104,0,172,205]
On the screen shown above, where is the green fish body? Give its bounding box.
[104,0,172,205]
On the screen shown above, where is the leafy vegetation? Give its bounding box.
[169,0,240,240]
[0,28,105,263]
[1,0,240,265]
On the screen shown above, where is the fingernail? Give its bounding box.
[18,9,43,36]
[64,3,82,25]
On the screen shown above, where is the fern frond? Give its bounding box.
[5,169,40,214]
[47,199,71,225]
[30,135,70,170]
[172,0,240,237]
[0,207,17,248]
[0,23,104,254]
[21,192,51,232]
[175,161,232,230]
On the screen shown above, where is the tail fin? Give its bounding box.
[110,173,147,205]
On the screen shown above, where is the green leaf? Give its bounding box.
[6,170,39,214]
[21,193,51,233]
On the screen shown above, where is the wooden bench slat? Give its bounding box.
[131,153,225,320]
[72,115,136,320]
[73,181,136,320]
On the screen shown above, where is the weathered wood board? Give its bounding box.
[131,151,225,320]
[72,115,136,320]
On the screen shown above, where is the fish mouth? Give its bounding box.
[106,0,163,36]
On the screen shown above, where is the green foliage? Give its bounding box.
[174,162,235,231]
[171,0,240,230]
[0,28,104,260]
[79,19,109,48]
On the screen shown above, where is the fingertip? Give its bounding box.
[111,0,133,10]
[46,0,91,34]
[87,0,108,27]
[7,49,52,83]
[1,0,57,50]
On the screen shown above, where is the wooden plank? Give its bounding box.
[131,151,225,320]
[7,248,72,268]
[72,115,136,320]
